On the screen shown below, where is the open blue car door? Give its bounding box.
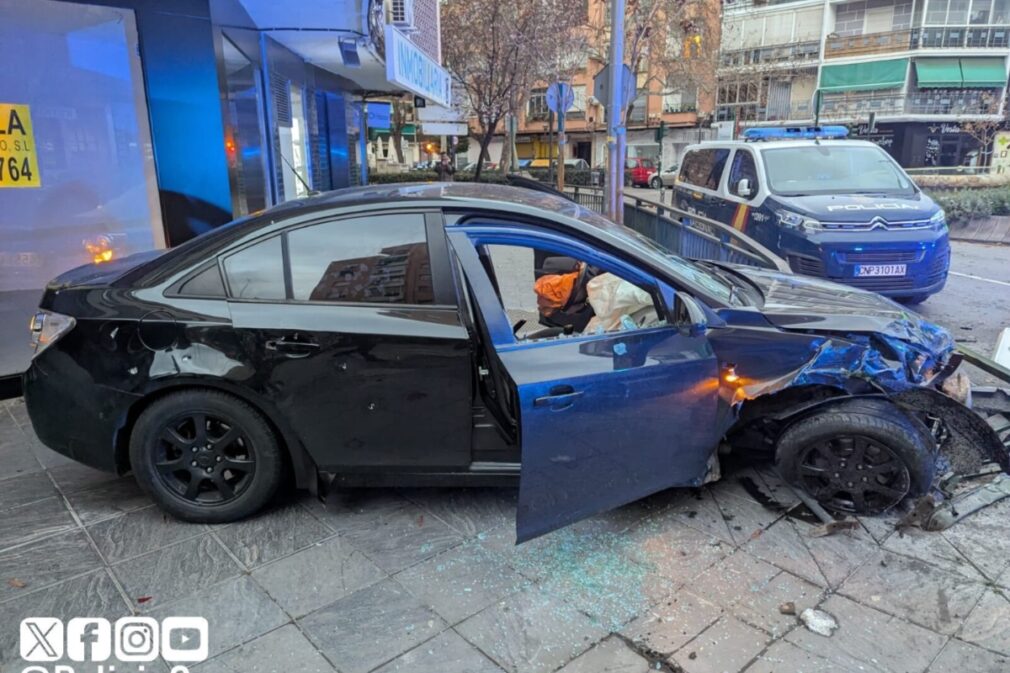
[447,224,723,542]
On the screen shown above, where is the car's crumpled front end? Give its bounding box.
[710,264,1008,478]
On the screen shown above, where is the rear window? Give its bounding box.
[679,149,730,191]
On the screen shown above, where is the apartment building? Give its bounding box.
[470,1,719,170]
[718,0,1010,167]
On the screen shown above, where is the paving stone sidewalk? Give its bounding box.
[3,396,1010,673]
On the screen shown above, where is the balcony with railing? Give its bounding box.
[824,25,1010,58]
[717,88,1001,122]
[915,24,1010,48]
[723,0,815,8]
[824,29,913,58]
[720,40,821,68]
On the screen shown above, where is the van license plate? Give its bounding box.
[856,264,906,277]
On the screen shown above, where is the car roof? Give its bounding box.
[689,139,883,152]
[268,182,583,215]
[132,182,620,285]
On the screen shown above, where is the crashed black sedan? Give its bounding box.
[22,183,1006,542]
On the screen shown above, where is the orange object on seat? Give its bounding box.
[534,271,578,313]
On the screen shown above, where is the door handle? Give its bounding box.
[534,385,583,409]
[265,336,320,357]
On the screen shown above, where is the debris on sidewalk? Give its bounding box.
[808,520,860,538]
[778,601,796,616]
[900,471,1010,531]
[799,608,838,637]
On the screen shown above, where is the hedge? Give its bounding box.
[925,186,1010,225]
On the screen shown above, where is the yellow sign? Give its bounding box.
[0,103,40,188]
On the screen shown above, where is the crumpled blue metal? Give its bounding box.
[789,317,955,393]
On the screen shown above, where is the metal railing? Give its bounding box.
[720,41,821,68]
[562,185,791,272]
[823,25,1010,58]
[915,25,1010,49]
[717,88,1001,123]
[825,29,913,58]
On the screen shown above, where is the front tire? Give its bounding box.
[130,390,284,523]
[896,294,929,305]
[776,399,935,515]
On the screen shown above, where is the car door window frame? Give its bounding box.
[446,222,683,351]
[677,147,731,196]
[726,148,762,204]
[218,209,456,307]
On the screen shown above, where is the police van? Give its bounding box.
[673,126,949,303]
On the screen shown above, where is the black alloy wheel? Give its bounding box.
[155,412,256,504]
[794,435,910,514]
[776,398,935,516]
[131,390,284,523]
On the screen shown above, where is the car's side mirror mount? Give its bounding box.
[737,178,752,198]
[659,282,709,337]
[678,294,708,337]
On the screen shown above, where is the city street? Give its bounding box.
[1,239,1009,673]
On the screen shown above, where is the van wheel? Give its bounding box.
[651,176,662,189]
[130,390,284,523]
[776,399,935,515]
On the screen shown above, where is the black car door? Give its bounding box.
[221,210,472,470]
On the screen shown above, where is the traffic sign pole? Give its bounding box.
[606,0,626,223]
[546,81,575,191]
[557,84,567,191]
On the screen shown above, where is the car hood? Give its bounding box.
[774,192,937,223]
[722,263,953,354]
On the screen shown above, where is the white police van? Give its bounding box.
[673,126,949,302]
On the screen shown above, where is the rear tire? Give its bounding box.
[776,399,935,515]
[130,390,284,523]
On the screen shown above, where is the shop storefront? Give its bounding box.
[0,0,446,386]
[851,121,983,168]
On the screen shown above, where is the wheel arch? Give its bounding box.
[114,379,317,491]
[726,384,905,458]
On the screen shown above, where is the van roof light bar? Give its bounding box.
[742,126,849,141]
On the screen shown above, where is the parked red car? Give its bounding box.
[626,157,657,187]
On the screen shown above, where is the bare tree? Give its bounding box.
[389,97,410,165]
[585,0,719,124]
[442,0,588,180]
[961,90,1008,167]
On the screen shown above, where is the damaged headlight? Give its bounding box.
[929,209,947,231]
[777,210,822,232]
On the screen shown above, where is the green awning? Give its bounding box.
[819,58,909,92]
[960,58,1007,88]
[915,59,963,88]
